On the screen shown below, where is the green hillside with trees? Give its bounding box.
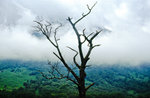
[0,60,150,98]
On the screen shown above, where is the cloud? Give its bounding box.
[0,0,21,26]
[0,0,150,65]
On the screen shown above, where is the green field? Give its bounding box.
[0,67,36,90]
[0,60,150,98]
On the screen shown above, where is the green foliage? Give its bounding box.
[0,67,36,90]
[0,60,150,98]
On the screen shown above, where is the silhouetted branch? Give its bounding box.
[67,46,80,68]
[90,30,102,41]
[54,23,62,46]
[35,20,79,83]
[67,78,78,85]
[38,62,79,85]
[85,83,95,91]
[92,44,101,48]
[67,17,84,61]
[34,21,57,47]
[53,52,61,60]
[74,2,97,25]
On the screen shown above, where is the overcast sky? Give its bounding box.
[0,0,150,65]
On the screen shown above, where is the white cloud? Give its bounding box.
[0,0,150,65]
[115,2,128,18]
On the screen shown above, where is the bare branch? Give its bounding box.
[85,83,95,91]
[34,21,80,81]
[67,17,84,62]
[66,69,79,85]
[74,2,97,25]
[53,52,61,60]
[34,21,57,47]
[84,30,102,61]
[42,62,79,85]
[81,29,88,44]
[92,44,101,48]
[67,78,79,85]
[54,23,62,46]
[67,46,80,68]
[87,32,94,38]
[90,30,102,41]
[82,29,90,44]
[86,65,92,68]
[38,70,65,80]
[35,21,79,82]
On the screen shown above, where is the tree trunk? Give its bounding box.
[78,68,86,98]
[78,85,86,98]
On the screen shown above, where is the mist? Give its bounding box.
[0,0,150,65]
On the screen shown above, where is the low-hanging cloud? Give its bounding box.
[0,0,150,65]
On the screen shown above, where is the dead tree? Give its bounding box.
[34,2,102,98]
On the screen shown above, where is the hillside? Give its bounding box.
[0,60,150,98]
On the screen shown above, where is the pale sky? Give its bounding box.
[0,0,150,65]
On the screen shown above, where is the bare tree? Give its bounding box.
[34,2,102,98]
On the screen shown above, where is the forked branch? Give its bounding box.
[74,2,97,25]
[67,46,80,68]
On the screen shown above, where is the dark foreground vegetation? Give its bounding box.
[0,60,150,98]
